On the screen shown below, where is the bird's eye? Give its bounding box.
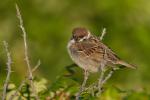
[72,35,78,40]
[73,35,76,39]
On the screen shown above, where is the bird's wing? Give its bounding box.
[76,38,105,63]
[76,37,120,64]
[75,36,135,69]
[103,44,120,63]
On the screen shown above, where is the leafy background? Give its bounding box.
[0,0,150,99]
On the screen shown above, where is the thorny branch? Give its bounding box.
[15,4,39,99]
[2,41,12,100]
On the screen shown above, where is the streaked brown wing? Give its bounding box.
[76,36,120,64]
[76,38,105,63]
[101,42,120,63]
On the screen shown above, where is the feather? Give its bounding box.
[117,60,136,69]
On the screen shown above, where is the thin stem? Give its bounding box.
[76,70,89,100]
[102,67,120,85]
[32,60,41,72]
[100,28,106,41]
[84,82,97,96]
[97,67,119,97]
[102,69,114,85]
[98,70,105,96]
[15,4,39,100]
[9,60,41,100]
[2,41,12,100]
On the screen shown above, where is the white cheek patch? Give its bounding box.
[79,37,85,42]
[79,33,91,42]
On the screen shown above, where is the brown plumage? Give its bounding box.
[67,27,136,99]
[68,27,136,73]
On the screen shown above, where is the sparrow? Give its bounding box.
[67,27,135,72]
[67,27,136,99]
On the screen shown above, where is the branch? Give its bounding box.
[102,68,119,85]
[76,70,89,100]
[2,41,12,100]
[97,67,119,97]
[15,4,39,100]
[100,28,106,41]
[32,60,41,72]
[9,60,41,100]
[97,69,105,96]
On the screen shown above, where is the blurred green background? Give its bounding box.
[0,0,150,93]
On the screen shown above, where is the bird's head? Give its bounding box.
[71,27,91,42]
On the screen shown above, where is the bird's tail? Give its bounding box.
[117,60,136,69]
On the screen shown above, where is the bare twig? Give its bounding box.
[84,82,98,96]
[32,60,41,72]
[100,28,106,40]
[15,4,39,99]
[85,69,114,97]
[102,69,113,85]
[97,69,105,96]
[102,68,119,85]
[85,69,115,96]
[10,60,41,100]
[2,41,12,100]
[76,70,89,100]
[97,50,107,96]
[97,67,119,97]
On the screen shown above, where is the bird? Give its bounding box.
[67,27,136,99]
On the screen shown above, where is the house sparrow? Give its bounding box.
[67,27,135,99]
